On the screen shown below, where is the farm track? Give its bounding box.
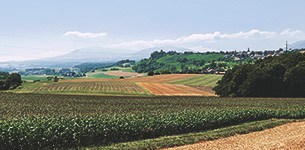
[167,121,305,150]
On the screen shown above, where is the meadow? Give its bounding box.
[1,92,305,149]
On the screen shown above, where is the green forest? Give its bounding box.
[214,52,305,97]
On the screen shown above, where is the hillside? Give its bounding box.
[132,51,239,73]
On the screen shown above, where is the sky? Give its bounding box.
[1,0,305,61]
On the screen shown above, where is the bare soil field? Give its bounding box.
[103,71,145,77]
[138,82,215,96]
[167,121,305,150]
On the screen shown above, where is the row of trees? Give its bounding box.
[0,72,22,90]
[214,53,305,97]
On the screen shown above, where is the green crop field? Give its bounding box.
[22,75,51,82]
[0,92,305,149]
[171,74,223,87]
[17,81,150,95]
[87,72,118,78]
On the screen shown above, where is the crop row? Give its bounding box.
[1,93,305,149]
[1,108,305,149]
[20,82,150,95]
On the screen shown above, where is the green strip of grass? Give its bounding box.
[171,74,222,87]
[88,73,118,78]
[88,119,296,150]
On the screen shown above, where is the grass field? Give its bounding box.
[22,75,50,81]
[87,72,118,78]
[1,92,305,149]
[171,74,223,87]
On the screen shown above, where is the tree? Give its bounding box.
[53,76,59,82]
[147,71,154,76]
[5,73,22,90]
[284,61,305,97]
[214,64,254,97]
[214,53,305,97]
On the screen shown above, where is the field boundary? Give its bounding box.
[91,119,298,150]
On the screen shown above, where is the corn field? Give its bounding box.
[0,92,305,149]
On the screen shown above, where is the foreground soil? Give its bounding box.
[166,121,305,150]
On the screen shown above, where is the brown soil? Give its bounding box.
[138,82,215,96]
[166,121,305,150]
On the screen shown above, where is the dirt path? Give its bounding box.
[166,121,305,150]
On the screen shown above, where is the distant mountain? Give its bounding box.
[291,40,305,49]
[1,46,195,68]
[130,46,194,60]
[45,47,131,62]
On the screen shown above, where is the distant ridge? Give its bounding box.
[0,46,195,68]
[130,46,194,60]
[291,40,305,49]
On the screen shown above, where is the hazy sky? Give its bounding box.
[1,0,305,61]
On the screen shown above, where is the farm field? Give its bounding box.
[102,70,144,77]
[170,74,223,87]
[86,72,118,79]
[138,82,215,96]
[63,74,196,83]
[1,92,305,149]
[168,121,305,149]
[18,81,150,95]
[17,74,221,96]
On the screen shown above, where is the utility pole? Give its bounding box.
[286,41,288,51]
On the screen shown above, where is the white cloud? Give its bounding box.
[64,31,107,39]
[112,29,293,49]
[280,28,303,37]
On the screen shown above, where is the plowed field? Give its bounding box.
[138,82,215,96]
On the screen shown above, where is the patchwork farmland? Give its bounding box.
[17,74,221,96]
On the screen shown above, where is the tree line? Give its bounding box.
[0,72,22,90]
[214,52,305,97]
